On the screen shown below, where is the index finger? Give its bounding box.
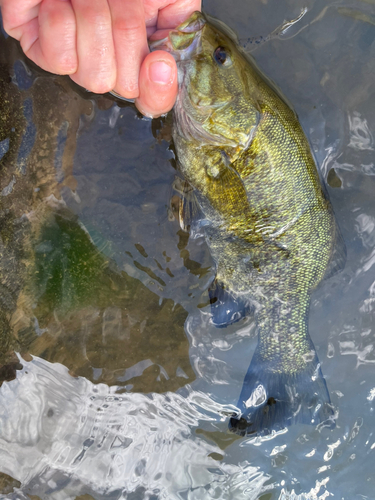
[0,0,41,38]
[156,0,202,30]
[109,0,149,99]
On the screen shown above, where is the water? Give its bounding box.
[0,0,374,498]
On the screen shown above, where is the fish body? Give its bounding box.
[151,12,345,435]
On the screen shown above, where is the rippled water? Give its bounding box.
[0,0,374,498]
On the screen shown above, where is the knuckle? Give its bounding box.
[86,75,116,95]
[72,67,115,95]
[55,55,77,75]
[112,17,144,38]
[88,44,113,61]
[115,76,139,98]
[2,20,11,36]
[115,87,139,100]
[1,10,17,36]
[46,11,70,32]
[78,3,111,27]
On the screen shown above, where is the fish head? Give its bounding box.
[150,11,260,150]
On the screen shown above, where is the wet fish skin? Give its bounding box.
[151,12,345,435]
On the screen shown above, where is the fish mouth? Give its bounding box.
[149,11,206,60]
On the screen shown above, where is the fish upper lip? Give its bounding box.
[149,30,203,62]
[176,11,206,33]
[149,11,206,58]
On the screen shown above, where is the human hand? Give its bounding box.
[0,0,201,117]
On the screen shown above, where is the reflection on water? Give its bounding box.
[0,0,374,498]
[0,355,268,500]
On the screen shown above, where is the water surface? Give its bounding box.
[0,0,374,498]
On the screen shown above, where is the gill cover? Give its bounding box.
[151,11,260,150]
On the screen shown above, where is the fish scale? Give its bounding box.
[151,11,346,435]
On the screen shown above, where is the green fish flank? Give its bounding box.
[152,12,346,435]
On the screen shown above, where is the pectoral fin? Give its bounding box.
[208,281,252,328]
[176,180,207,239]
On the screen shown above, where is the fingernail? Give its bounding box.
[149,61,173,85]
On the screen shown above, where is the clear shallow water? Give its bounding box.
[0,0,374,498]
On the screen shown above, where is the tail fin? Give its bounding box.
[229,348,335,436]
[208,281,252,328]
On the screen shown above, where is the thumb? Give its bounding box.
[135,51,177,118]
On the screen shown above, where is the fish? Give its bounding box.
[151,11,346,436]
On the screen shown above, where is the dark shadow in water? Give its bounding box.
[0,33,195,395]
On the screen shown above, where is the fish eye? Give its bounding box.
[213,46,231,66]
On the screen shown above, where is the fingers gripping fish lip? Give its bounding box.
[149,11,206,61]
[175,11,207,34]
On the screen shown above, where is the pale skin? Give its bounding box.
[0,0,201,117]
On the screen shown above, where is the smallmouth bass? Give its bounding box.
[151,12,346,436]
